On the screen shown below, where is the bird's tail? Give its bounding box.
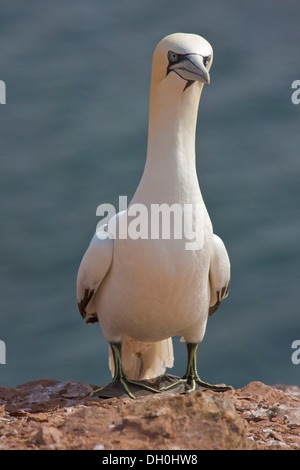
[109,336,174,380]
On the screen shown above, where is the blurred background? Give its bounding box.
[0,0,299,389]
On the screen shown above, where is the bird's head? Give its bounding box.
[151,33,213,92]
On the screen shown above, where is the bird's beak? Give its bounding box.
[168,54,210,84]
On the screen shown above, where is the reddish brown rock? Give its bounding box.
[33,425,63,447]
[231,381,300,449]
[0,379,299,450]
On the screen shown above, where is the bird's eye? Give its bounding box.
[168,51,178,63]
[203,55,211,67]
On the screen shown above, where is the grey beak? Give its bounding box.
[168,53,210,84]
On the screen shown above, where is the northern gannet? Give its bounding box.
[77,33,231,398]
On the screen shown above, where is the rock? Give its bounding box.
[0,378,94,414]
[93,444,105,450]
[108,391,251,449]
[231,381,300,450]
[0,379,299,450]
[33,425,63,447]
[276,406,300,426]
[59,381,94,398]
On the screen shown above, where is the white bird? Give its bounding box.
[77,33,231,398]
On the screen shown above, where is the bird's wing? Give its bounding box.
[77,229,113,324]
[209,234,230,316]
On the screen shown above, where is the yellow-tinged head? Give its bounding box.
[151,33,213,91]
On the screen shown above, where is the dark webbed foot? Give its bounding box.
[90,342,161,399]
[182,376,232,393]
[160,343,232,394]
[91,342,231,399]
[91,376,161,399]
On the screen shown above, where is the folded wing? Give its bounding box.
[77,230,113,324]
[209,234,230,316]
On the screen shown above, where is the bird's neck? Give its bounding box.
[143,78,203,192]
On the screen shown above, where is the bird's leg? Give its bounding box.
[182,343,231,392]
[160,343,231,393]
[91,342,160,399]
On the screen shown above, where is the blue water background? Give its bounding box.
[0,0,299,389]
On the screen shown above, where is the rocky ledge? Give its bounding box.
[0,379,299,450]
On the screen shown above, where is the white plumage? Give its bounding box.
[77,33,230,388]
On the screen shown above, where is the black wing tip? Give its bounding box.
[209,283,230,317]
[85,314,98,324]
[78,301,87,320]
[78,288,98,323]
[209,302,220,316]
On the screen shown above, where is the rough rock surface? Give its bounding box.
[0,379,299,450]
